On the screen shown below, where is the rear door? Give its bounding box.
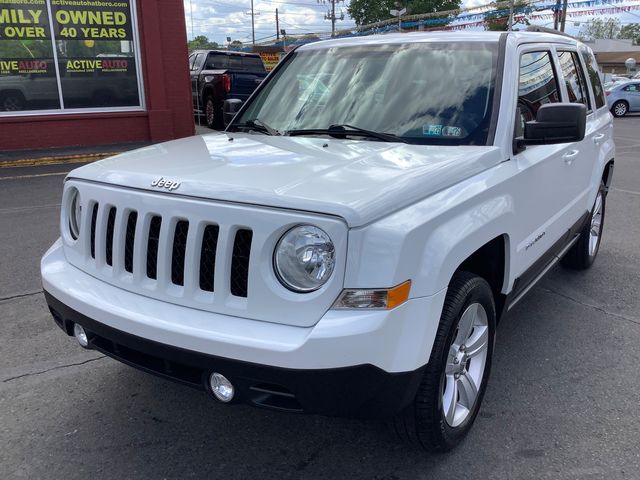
[555,47,598,218]
[578,45,614,206]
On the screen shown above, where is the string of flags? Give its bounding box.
[265,0,640,48]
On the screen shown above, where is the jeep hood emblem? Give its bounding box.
[151,177,181,191]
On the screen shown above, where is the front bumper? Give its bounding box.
[46,292,424,417]
[42,239,447,417]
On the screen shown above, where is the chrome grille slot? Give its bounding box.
[124,211,137,273]
[146,216,162,280]
[171,220,189,286]
[199,225,219,292]
[230,229,252,298]
[105,207,117,266]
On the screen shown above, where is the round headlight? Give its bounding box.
[274,225,335,292]
[68,188,81,240]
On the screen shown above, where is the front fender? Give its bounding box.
[345,162,516,298]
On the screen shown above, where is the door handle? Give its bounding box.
[593,133,605,145]
[562,150,579,165]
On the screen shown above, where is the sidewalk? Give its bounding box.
[0,123,214,168]
[0,142,150,168]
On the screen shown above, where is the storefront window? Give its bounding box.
[0,0,143,114]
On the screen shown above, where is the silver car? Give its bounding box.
[606,81,640,117]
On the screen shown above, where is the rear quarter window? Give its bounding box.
[579,46,606,109]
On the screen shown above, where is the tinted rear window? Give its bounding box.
[243,56,265,72]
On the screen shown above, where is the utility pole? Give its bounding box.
[553,0,561,30]
[507,0,514,31]
[276,8,280,40]
[245,0,260,45]
[560,0,568,32]
[319,0,345,37]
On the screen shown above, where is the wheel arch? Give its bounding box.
[455,234,509,322]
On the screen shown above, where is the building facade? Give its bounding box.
[0,0,194,152]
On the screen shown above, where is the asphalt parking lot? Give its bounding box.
[1,117,639,479]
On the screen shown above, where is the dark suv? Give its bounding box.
[189,50,267,129]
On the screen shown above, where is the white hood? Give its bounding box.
[69,132,504,227]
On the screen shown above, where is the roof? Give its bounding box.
[298,31,577,51]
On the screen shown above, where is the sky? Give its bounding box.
[182,0,640,46]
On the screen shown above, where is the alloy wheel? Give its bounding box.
[442,302,489,428]
[589,192,604,257]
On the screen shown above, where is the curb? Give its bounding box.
[0,152,121,169]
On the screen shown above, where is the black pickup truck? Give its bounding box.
[189,50,267,129]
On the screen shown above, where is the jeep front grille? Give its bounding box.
[90,203,252,298]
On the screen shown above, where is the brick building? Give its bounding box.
[0,0,194,152]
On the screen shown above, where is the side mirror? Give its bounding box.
[521,103,587,147]
[223,99,243,127]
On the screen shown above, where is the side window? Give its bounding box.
[557,51,590,110]
[189,54,195,70]
[579,46,606,109]
[192,53,205,71]
[518,51,561,126]
[623,84,639,92]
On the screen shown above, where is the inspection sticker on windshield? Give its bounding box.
[423,124,442,136]
[442,126,462,137]
[423,125,463,137]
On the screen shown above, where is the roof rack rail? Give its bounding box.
[525,25,575,39]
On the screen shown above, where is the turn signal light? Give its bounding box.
[332,280,412,310]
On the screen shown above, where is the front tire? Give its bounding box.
[560,181,606,270]
[612,100,628,117]
[393,271,496,451]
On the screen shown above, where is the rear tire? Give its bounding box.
[393,271,496,451]
[611,100,628,117]
[560,181,606,270]
[204,94,222,130]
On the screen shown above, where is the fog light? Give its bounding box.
[73,323,89,348]
[209,372,234,403]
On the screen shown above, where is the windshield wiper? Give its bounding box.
[234,118,280,136]
[286,124,409,143]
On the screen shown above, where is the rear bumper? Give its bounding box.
[45,291,424,418]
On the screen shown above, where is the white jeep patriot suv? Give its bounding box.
[42,32,615,451]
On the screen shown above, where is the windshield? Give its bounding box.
[232,42,499,145]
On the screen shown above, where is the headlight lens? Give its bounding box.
[68,188,81,240]
[274,225,335,292]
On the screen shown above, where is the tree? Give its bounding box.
[348,0,461,26]
[229,40,243,50]
[578,18,622,41]
[484,2,529,31]
[188,35,219,51]
[620,23,640,45]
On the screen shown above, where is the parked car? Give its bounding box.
[43,32,614,452]
[189,50,267,129]
[606,80,640,116]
